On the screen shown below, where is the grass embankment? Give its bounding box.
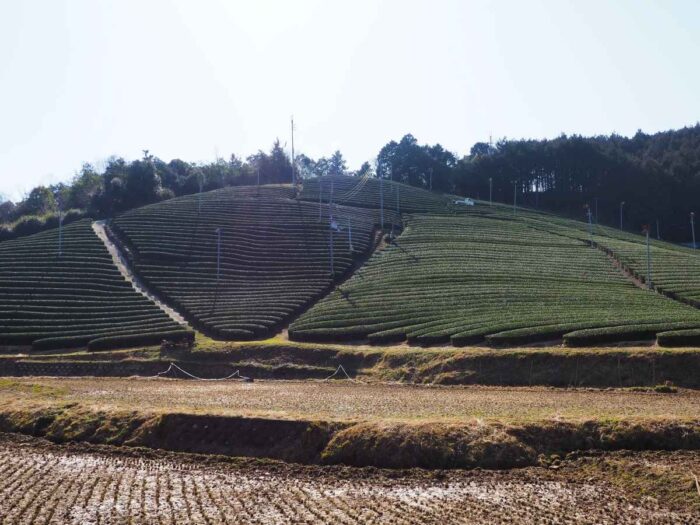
[3,337,700,388]
[1,377,699,470]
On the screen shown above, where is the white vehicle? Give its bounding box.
[454,197,475,206]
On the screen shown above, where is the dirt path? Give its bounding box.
[0,433,696,524]
[92,220,189,327]
[5,377,700,422]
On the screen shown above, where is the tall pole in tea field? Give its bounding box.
[619,201,625,230]
[379,170,384,229]
[290,116,296,186]
[318,178,323,221]
[329,177,335,276]
[645,226,652,289]
[348,218,353,252]
[198,174,203,213]
[429,168,433,191]
[586,206,593,246]
[57,202,63,257]
[656,219,660,240]
[594,197,598,224]
[489,177,492,206]
[691,212,696,249]
[215,228,222,285]
[513,181,517,215]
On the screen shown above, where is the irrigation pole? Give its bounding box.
[290,116,296,186]
[691,212,696,249]
[396,185,400,215]
[489,177,492,206]
[594,197,598,224]
[379,171,384,229]
[329,177,335,276]
[198,174,203,214]
[586,206,593,246]
[215,228,222,285]
[645,226,653,289]
[619,201,625,230]
[57,202,63,257]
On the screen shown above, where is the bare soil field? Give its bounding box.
[2,377,699,422]
[0,433,697,524]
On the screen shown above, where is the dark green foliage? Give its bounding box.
[0,219,183,351]
[87,330,194,351]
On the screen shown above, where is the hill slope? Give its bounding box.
[111,186,397,339]
[290,202,700,346]
[0,219,190,351]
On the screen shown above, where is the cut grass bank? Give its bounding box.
[4,342,700,388]
[1,378,699,469]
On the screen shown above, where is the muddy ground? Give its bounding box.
[0,433,698,524]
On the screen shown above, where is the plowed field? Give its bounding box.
[0,434,697,524]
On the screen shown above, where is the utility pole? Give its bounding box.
[215,228,222,285]
[586,205,593,246]
[290,116,296,186]
[396,185,400,215]
[489,177,492,206]
[644,225,653,289]
[57,201,63,257]
[329,177,335,276]
[619,201,625,230]
[594,197,598,224]
[692,212,696,249]
[198,174,203,214]
[379,169,384,229]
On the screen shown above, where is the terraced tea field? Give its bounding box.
[290,213,700,346]
[300,174,452,214]
[112,186,396,339]
[0,219,190,351]
[0,434,696,524]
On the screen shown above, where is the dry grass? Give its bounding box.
[1,377,699,423]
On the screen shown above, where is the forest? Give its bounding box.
[1,125,699,242]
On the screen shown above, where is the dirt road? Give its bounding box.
[4,376,699,422]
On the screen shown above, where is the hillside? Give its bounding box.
[289,206,700,346]
[110,185,399,339]
[2,176,700,350]
[0,219,191,351]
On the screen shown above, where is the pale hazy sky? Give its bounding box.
[1,0,699,200]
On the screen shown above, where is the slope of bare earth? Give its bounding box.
[0,433,697,524]
[2,377,699,422]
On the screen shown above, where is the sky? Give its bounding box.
[1,0,699,200]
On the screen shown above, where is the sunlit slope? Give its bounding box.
[289,210,700,346]
[0,219,189,351]
[112,186,394,339]
[300,175,453,214]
